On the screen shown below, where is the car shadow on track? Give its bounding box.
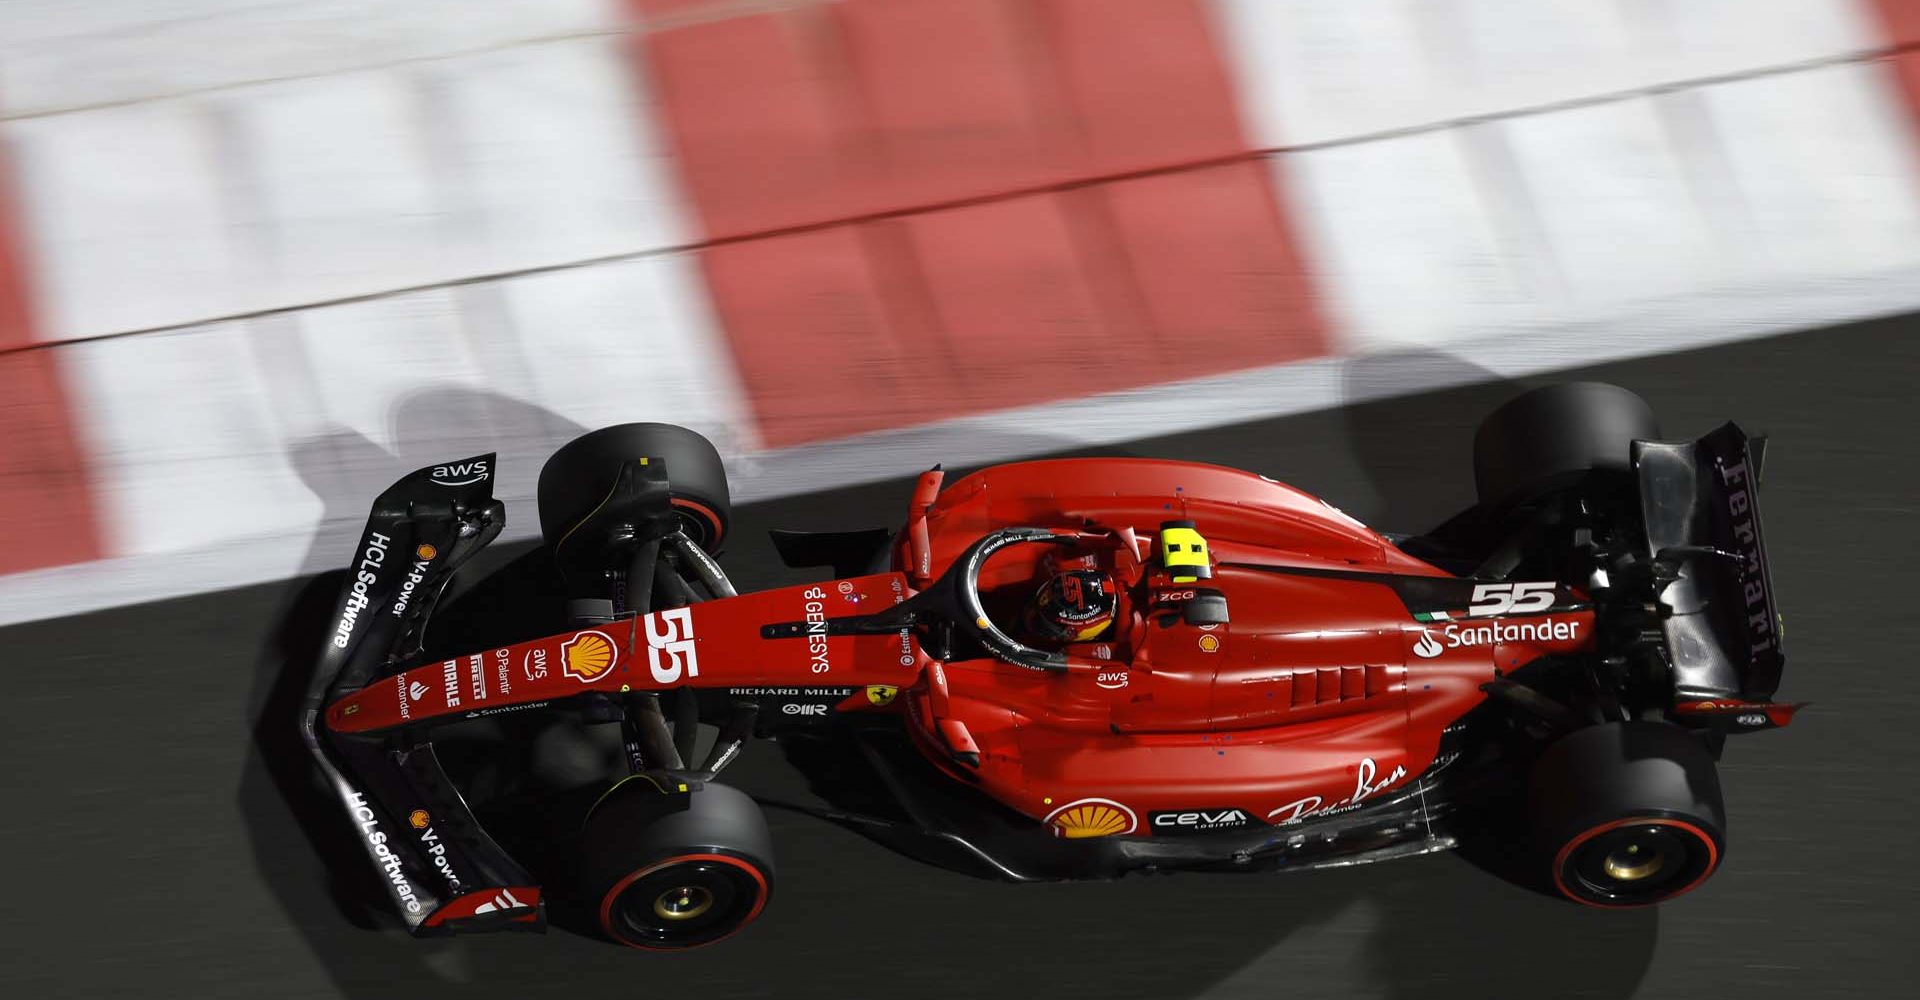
[235,389,589,994]
[237,375,1659,1000]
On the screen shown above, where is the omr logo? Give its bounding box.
[1412,630,1444,659]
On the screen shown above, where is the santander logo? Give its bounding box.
[1412,630,1443,659]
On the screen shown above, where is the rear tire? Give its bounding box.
[538,423,730,553]
[581,782,775,949]
[1529,722,1726,907]
[1474,382,1659,508]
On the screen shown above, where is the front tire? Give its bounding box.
[538,423,731,554]
[581,781,774,949]
[1529,722,1726,907]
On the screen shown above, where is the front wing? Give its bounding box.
[299,454,544,934]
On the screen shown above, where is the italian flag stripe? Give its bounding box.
[1415,610,1452,622]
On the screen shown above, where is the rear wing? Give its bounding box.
[1634,423,1785,701]
[299,454,545,934]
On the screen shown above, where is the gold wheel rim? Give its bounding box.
[1602,843,1666,882]
[652,885,715,922]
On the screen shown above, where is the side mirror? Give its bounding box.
[1182,589,1229,627]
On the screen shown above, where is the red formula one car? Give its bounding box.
[303,382,1795,948]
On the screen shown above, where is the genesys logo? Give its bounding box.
[801,586,831,674]
[428,459,489,487]
[1150,808,1258,834]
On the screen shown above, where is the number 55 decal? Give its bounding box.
[1468,582,1556,616]
[645,607,700,684]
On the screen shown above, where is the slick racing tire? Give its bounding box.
[1528,722,1726,908]
[582,781,775,950]
[539,423,731,554]
[1473,382,1659,509]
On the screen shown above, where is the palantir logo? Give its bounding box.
[1412,630,1444,659]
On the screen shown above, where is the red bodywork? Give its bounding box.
[328,458,1594,839]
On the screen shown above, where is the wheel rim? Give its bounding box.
[1600,843,1666,883]
[602,855,768,949]
[669,497,725,550]
[1556,818,1718,907]
[652,884,715,922]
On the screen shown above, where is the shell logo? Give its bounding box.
[408,809,431,830]
[1044,797,1138,839]
[561,630,617,683]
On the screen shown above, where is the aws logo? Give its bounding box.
[561,630,617,683]
[429,459,490,487]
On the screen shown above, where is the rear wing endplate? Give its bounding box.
[1634,423,1785,701]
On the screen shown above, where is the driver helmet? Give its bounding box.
[1024,570,1117,644]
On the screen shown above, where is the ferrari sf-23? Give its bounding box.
[303,382,1796,949]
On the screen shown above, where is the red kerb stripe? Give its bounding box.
[630,0,1332,447]
[0,134,104,573]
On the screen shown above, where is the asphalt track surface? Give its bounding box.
[5,314,1918,1000]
